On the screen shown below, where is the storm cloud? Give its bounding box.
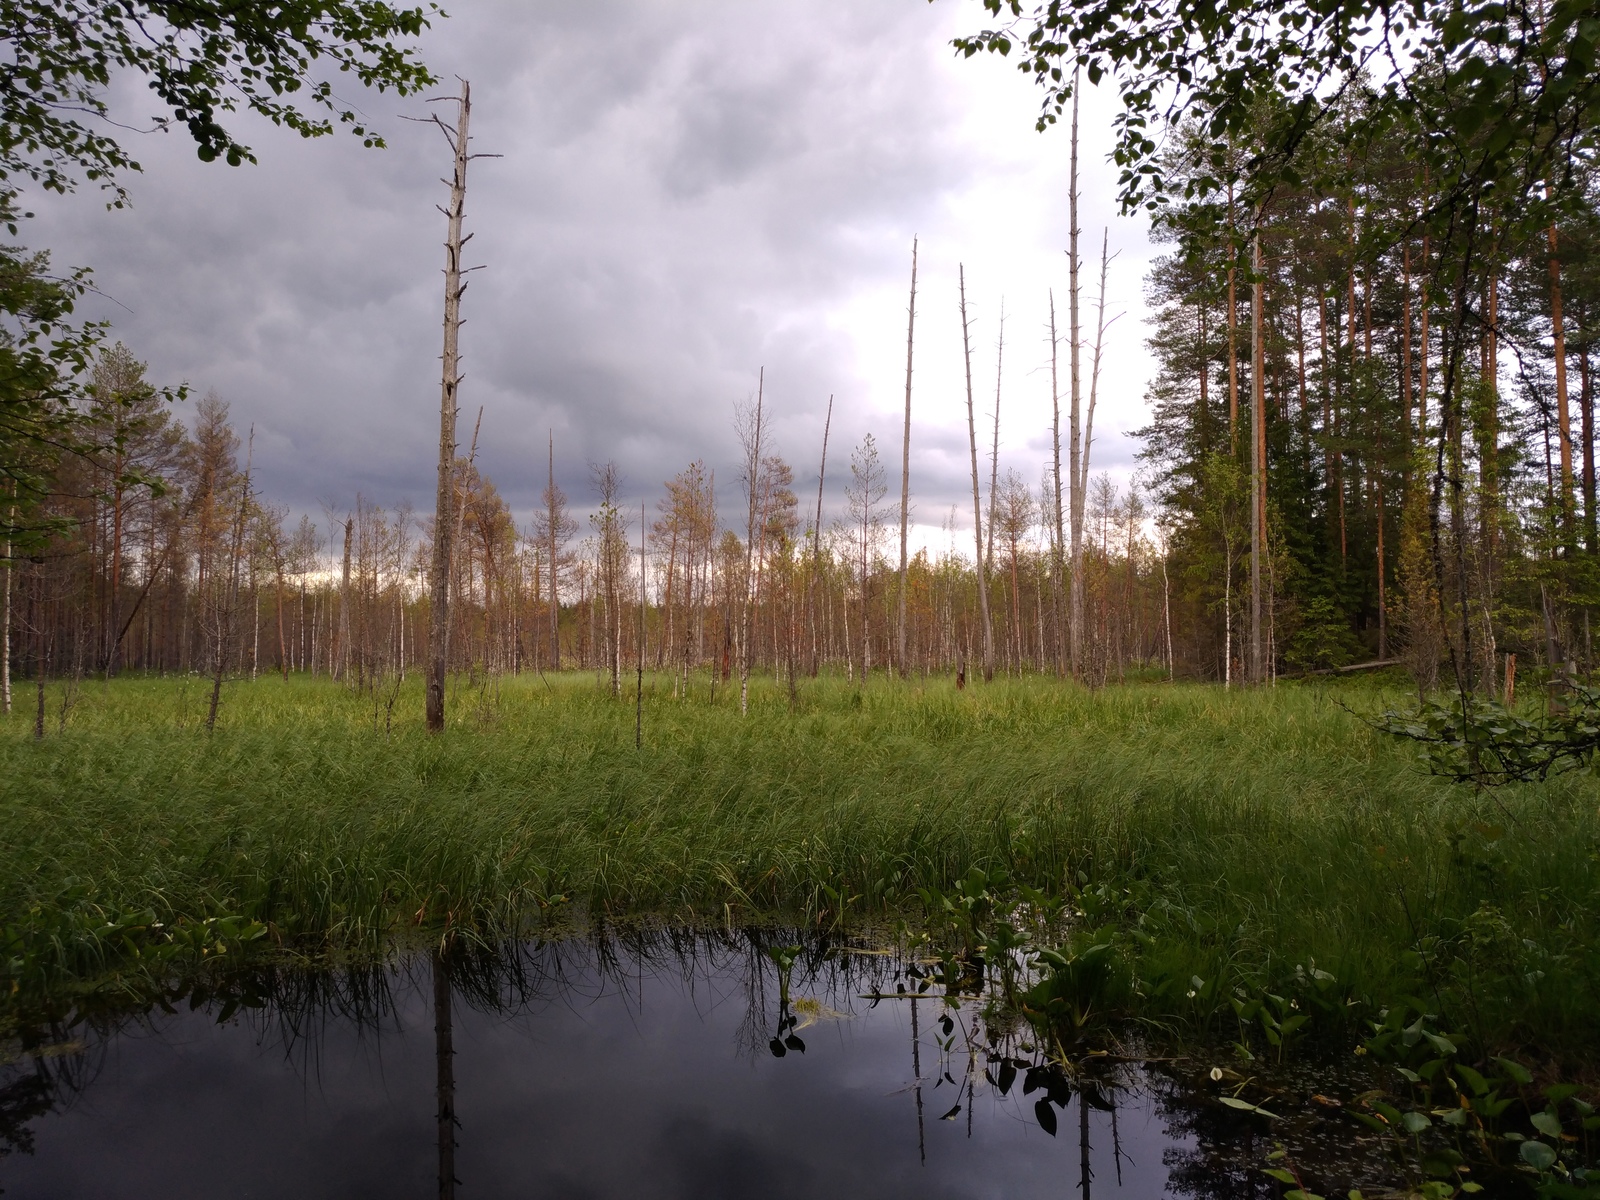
[30,0,1156,546]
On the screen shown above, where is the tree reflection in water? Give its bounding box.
[0,927,1420,1198]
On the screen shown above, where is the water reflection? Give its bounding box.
[0,928,1386,1198]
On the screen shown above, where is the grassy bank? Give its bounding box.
[3,671,1596,1060]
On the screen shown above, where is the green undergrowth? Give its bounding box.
[2,671,1596,1065]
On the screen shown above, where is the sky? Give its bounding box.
[32,0,1160,556]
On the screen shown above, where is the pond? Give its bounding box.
[0,930,1431,1198]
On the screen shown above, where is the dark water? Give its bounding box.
[1,933,1373,1199]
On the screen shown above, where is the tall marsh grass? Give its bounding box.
[3,671,1595,1056]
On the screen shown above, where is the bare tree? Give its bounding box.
[960,265,995,682]
[987,303,1005,576]
[736,371,764,715]
[535,431,577,670]
[206,429,252,731]
[808,396,833,677]
[1066,73,1084,677]
[1250,226,1266,683]
[845,433,887,680]
[424,79,489,733]
[897,238,917,679]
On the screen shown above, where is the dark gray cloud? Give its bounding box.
[30,0,1155,546]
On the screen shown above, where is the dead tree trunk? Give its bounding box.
[987,305,1004,576]
[547,431,560,670]
[1250,227,1266,684]
[426,80,474,734]
[897,239,917,679]
[206,431,252,732]
[1049,292,1065,675]
[809,394,832,677]
[738,369,764,716]
[1066,76,1085,677]
[960,265,995,682]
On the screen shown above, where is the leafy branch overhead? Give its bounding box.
[1376,684,1600,783]
[0,0,441,202]
[954,0,1599,234]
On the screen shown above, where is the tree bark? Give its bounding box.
[1067,76,1084,677]
[1049,292,1065,675]
[1549,223,1576,539]
[427,80,473,733]
[1250,228,1265,684]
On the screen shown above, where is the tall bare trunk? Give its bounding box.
[1227,181,1239,449]
[1050,292,1065,675]
[987,305,1004,575]
[1550,223,1575,538]
[334,516,352,681]
[433,951,456,1200]
[427,80,474,733]
[207,432,252,732]
[1066,75,1084,677]
[2,490,12,713]
[809,395,832,677]
[960,265,995,682]
[739,369,764,716]
[897,238,917,678]
[548,431,560,670]
[1250,228,1265,684]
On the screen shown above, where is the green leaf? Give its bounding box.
[1494,1056,1534,1085]
[1220,1096,1282,1119]
[1520,1139,1557,1171]
[1531,1110,1564,1138]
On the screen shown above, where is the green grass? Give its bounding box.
[2,670,1597,1060]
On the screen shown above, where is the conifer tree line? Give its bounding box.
[1139,98,1600,689]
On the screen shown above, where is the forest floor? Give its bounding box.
[2,670,1596,1063]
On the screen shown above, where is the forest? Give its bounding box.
[6,106,1598,713]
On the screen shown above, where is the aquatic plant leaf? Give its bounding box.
[1454,1064,1489,1095]
[1220,1096,1282,1119]
[1530,1110,1563,1138]
[940,1103,961,1121]
[1494,1056,1534,1085]
[1400,1110,1431,1134]
[1034,1098,1057,1136]
[768,1038,786,1057]
[997,1060,1017,1096]
[783,1034,805,1053]
[1519,1139,1557,1171]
